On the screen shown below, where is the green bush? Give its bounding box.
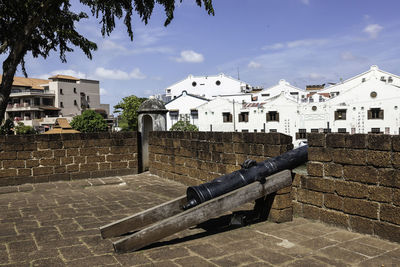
[170,120,198,131]
[71,110,108,133]
[14,122,35,135]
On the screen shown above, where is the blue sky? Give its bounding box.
[6,0,400,113]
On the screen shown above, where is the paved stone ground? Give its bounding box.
[0,172,399,267]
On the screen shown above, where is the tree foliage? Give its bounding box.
[70,110,108,132]
[14,122,36,135]
[170,120,198,131]
[114,95,147,131]
[0,0,214,122]
[0,119,14,135]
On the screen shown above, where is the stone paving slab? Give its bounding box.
[0,172,399,266]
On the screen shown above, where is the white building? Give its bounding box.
[4,74,109,131]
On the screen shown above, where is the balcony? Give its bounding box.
[10,90,55,97]
[6,103,41,111]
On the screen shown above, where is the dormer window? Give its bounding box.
[334,109,347,120]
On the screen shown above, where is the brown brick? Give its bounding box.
[222,153,236,165]
[32,167,54,176]
[343,165,378,184]
[305,177,335,193]
[48,141,63,149]
[368,134,391,151]
[66,164,79,172]
[87,155,105,163]
[335,180,369,198]
[307,133,326,147]
[380,204,400,225]
[61,157,73,165]
[343,198,378,219]
[0,169,17,178]
[233,143,249,154]
[368,186,392,203]
[223,143,234,153]
[349,215,374,234]
[66,148,79,157]
[320,209,348,228]
[292,173,302,187]
[128,160,137,169]
[53,149,66,157]
[366,151,391,167]
[307,162,323,177]
[271,194,292,209]
[17,151,32,160]
[111,162,127,169]
[302,204,320,220]
[74,156,86,164]
[276,186,291,194]
[80,163,98,172]
[0,151,17,160]
[268,208,292,223]
[26,159,39,168]
[392,152,400,168]
[297,189,323,207]
[40,158,60,167]
[264,145,281,157]
[393,136,400,152]
[324,194,343,211]
[394,189,400,207]
[33,150,52,159]
[3,160,25,168]
[333,149,366,165]
[17,168,31,177]
[308,147,332,162]
[99,162,111,170]
[54,166,66,174]
[37,141,49,150]
[379,168,400,188]
[97,147,110,155]
[345,134,367,149]
[326,134,346,148]
[324,163,343,178]
[63,140,82,148]
[374,221,400,243]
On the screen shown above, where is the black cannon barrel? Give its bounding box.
[183,145,308,210]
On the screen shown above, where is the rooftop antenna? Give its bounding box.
[237,67,240,80]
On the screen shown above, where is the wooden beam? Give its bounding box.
[112,170,292,253]
[100,196,186,238]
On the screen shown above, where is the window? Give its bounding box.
[261,93,270,97]
[251,96,258,101]
[338,128,347,133]
[254,129,257,133]
[222,112,233,123]
[269,129,277,133]
[388,77,393,83]
[192,82,197,87]
[266,111,279,122]
[34,98,40,106]
[334,109,347,120]
[87,95,90,102]
[371,128,381,134]
[323,128,332,133]
[73,87,77,93]
[60,102,64,108]
[60,88,63,95]
[311,129,319,133]
[169,110,179,119]
[242,129,249,133]
[216,80,221,86]
[368,108,384,119]
[42,98,53,106]
[166,89,171,93]
[290,92,299,95]
[238,112,249,122]
[296,129,307,139]
[190,109,198,119]
[74,100,78,106]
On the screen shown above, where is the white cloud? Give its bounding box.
[341,51,356,61]
[263,38,328,51]
[301,0,310,5]
[100,88,107,95]
[248,61,262,69]
[175,50,204,63]
[308,73,325,80]
[101,40,127,51]
[363,24,383,39]
[130,68,146,79]
[135,27,168,46]
[95,67,146,80]
[262,43,285,50]
[37,69,87,79]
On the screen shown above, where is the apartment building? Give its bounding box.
[3,74,109,131]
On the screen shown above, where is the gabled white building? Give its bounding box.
[254,79,307,102]
[164,73,256,101]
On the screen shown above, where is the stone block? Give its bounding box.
[111,161,128,169]
[367,134,391,151]
[264,145,281,157]
[86,156,105,163]
[33,150,53,159]
[380,204,400,225]
[297,188,323,207]
[366,151,391,167]
[324,163,343,178]
[61,157,73,165]
[378,168,400,188]
[48,141,63,149]
[268,208,293,223]
[343,165,378,184]
[222,153,236,165]
[374,221,400,243]
[345,134,367,149]
[302,204,320,220]
[3,160,25,168]
[39,158,60,167]
[368,186,392,203]
[53,149,66,157]
[99,162,111,170]
[74,156,86,164]
[54,166,66,174]
[0,152,17,160]
[394,189,400,206]
[392,152,400,168]
[335,180,369,198]
[271,194,292,209]
[320,209,349,228]
[349,215,374,235]
[333,149,366,165]
[393,135,400,152]
[17,168,31,177]
[305,177,335,193]
[307,133,326,147]
[63,140,82,148]
[0,169,17,178]
[308,147,332,162]
[66,148,79,157]
[307,162,324,177]
[324,194,343,211]
[17,151,32,160]
[326,134,346,148]
[32,167,54,176]
[343,198,378,219]
[66,164,79,173]
[26,159,39,168]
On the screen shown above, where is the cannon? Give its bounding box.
[184,145,308,209]
[100,145,308,253]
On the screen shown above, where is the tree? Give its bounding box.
[170,120,198,131]
[0,1,214,123]
[114,95,147,131]
[0,119,14,135]
[70,110,108,132]
[14,122,36,135]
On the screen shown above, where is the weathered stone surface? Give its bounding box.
[343,198,379,219]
